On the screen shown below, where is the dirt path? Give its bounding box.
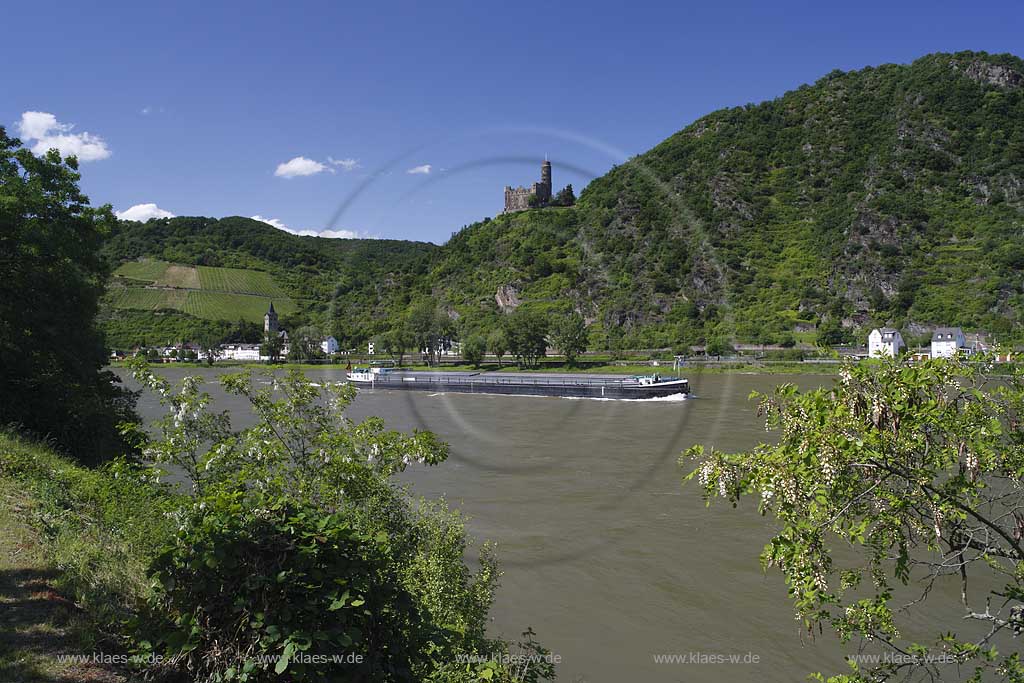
[0,483,125,682]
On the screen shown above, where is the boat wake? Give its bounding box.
[564,392,690,403]
[410,390,691,403]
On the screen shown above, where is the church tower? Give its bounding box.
[264,301,279,337]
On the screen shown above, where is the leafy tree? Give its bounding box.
[288,325,323,362]
[488,329,508,367]
[704,336,733,357]
[462,334,486,368]
[552,184,576,206]
[377,324,413,367]
[685,357,1024,682]
[406,298,452,367]
[604,324,626,361]
[226,318,262,344]
[502,309,548,368]
[549,312,588,366]
[260,334,284,363]
[816,319,850,347]
[0,128,138,464]
[198,332,223,366]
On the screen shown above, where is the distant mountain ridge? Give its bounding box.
[105,51,1024,348]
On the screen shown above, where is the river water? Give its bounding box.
[117,368,972,682]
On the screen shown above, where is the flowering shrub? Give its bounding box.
[685,356,1024,682]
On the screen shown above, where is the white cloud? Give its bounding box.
[275,155,361,177]
[274,156,328,178]
[116,203,176,222]
[17,111,111,161]
[319,229,361,239]
[328,156,359,171]
[249,215,289,230]
[250,215,360,240]
[406,164,432,175]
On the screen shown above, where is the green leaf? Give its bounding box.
[275,642,295,674]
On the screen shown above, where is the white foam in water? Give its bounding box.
[406,390,691,403]
[563,392,690,403]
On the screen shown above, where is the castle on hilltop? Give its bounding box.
[504,160,552,213]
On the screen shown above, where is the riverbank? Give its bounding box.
[109,359,845,376]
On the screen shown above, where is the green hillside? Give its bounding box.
[101,220,435,347]
[102,258,304,347]
[107,259,297,318]
[103,51,1024,349]
[106,286,298,320]
[430,51,1024,348]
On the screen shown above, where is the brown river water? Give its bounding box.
[118,368,983,682]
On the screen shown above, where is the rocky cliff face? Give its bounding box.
[494,284,521,312]
[957,57,1023,89]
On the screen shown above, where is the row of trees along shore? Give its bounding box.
[374,304,589,369]
[2,129,1023,682]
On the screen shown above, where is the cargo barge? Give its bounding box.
[346,368,689,400]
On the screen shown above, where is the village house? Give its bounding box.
[930,327,968,358]
[321,336,339,355]
[867,328,905,357]
[970,337,1015,362]
[220,343,262,361]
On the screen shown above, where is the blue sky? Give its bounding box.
[5,1,1022,244]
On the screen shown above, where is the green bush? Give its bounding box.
[145,491,434,682]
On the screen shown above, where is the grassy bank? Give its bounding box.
[0,475,119,682]
[0,433,182,682]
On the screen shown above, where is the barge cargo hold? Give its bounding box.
[347,368,690,400]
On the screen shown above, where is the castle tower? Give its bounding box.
[539,160,552,202]
[264,301,279,337]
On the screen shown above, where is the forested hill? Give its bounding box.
[106,51,1024,348]
[102,216,437,345]
[430,51,1024,348]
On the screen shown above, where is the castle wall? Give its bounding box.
[503,161,553,213]
[504,186,534,212]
